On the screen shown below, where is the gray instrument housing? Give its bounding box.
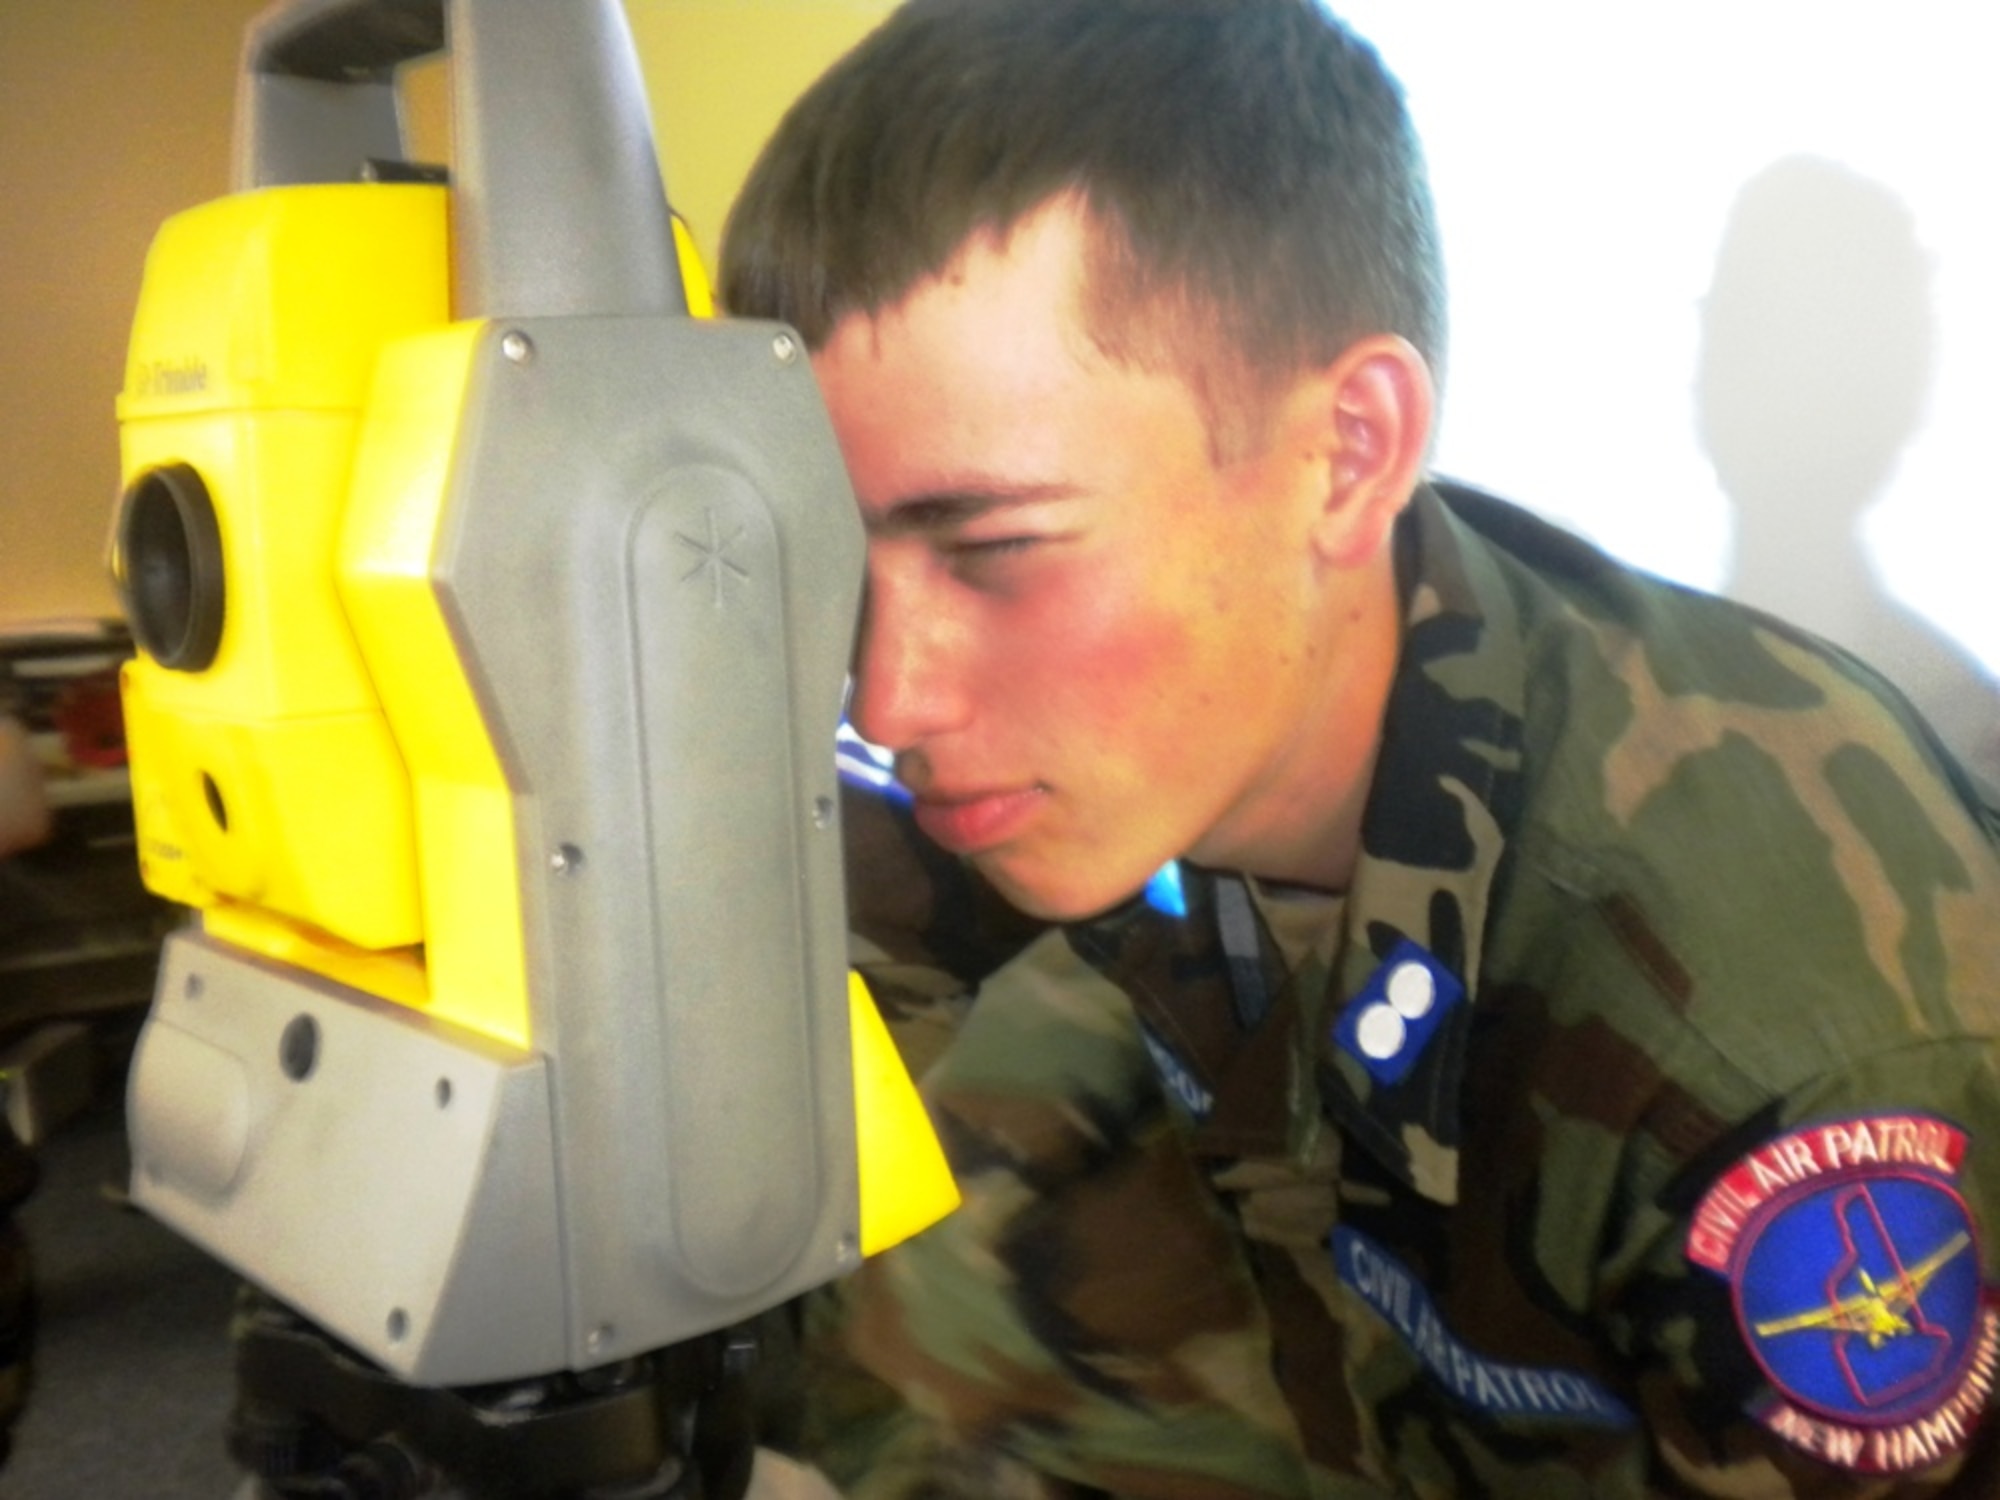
[126,0,868,1386]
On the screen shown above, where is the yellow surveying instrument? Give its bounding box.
[110,0,955,1494]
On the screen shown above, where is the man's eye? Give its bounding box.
[951,535,1039,560]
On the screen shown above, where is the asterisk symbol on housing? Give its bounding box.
[677,507,750,607]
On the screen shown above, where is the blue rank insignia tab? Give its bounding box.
[1686,1113,1999,1474]
[1331,939,1463,1086]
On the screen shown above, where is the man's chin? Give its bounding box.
[972,852,1154,924]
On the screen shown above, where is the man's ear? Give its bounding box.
[1310,334,1434,569]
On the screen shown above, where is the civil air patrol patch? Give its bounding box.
[1687,1114,1999,1473]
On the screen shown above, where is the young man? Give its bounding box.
[720,1,2000,1494]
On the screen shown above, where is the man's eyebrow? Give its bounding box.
[865,485,1075,538]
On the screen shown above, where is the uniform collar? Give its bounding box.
[1311,482,1531,1206]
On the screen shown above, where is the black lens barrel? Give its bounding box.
[117,463,226,672]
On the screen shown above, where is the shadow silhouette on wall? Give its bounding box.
[1698,154,2000,801]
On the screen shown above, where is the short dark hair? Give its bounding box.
[719,0,1446,425]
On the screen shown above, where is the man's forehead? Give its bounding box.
[811,192,1290,470]
[820,195,1100,351]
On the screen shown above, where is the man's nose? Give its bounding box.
[847,571,972,753]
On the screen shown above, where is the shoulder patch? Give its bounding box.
[1687,1114,1999,1473]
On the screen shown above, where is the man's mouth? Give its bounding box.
[910,785,1048,855]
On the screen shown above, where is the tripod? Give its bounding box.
[228,1291,758,1500]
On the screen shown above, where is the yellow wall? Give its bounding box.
[0,0,264,625]
[633,1,895,275]
[0,0,893,629]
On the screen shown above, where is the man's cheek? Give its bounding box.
[1053,607,1202,717]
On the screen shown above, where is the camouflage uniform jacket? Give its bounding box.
[788,480,2000,1499]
